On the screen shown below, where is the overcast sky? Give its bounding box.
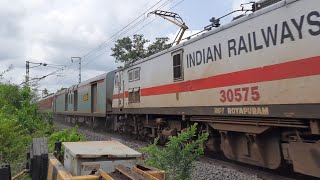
[0,0,253,94]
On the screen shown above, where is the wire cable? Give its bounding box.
[52,0,173,85]
[50,0,185,88]
[80,0,186,68]
[81,0,167,60]
[80,0,175,63]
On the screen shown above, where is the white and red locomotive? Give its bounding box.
[38,0,320,177]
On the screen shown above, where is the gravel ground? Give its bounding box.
[55,122,262,180]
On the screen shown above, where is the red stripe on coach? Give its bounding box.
[112,91,128,99]
[140,56,320,96]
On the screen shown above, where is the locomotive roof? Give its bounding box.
[115,0,287,71]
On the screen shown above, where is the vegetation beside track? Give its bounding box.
[142,123,209,180]
[0,83,83,175]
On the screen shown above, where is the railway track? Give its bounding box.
[199,156,296,180]
[54,120,309,180]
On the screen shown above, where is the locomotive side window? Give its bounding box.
[172,50,183,81]
[128,68,140,82]
[128,87,140,103]
[134,88,140,103]
[134,69,140,81]
[128,71,134,82]
[128,89,134,103]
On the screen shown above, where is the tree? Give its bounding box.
[142,123,208,180]
[111,34,172,66]
[147,37,171,56]
[111,34,149,65]
[0,84,20,108]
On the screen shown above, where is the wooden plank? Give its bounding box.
[98,169,114,180]
[135,164,165,180]
[132,167,159,180]
[145,171,166,180]
[68,175,100,180]
[115,165,148,180]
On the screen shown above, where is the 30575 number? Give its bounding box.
[220,86,260,103]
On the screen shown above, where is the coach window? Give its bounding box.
[172,50,183,81]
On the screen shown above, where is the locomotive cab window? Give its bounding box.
[172,50,183,81]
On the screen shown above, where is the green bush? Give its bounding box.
[48,125,85,153]
[0,83,86,176]
[0,85,43,172]
[0,84,54,174]
[142,123,208,180]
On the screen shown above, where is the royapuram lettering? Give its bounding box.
[227,107,269,115]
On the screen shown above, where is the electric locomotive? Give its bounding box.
[38,0,320,177]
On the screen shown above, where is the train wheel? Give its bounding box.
[85,118,93,128]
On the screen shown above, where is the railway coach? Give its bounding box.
[37,94,54,113]
[45,0,320,178]
[54,72,116,125]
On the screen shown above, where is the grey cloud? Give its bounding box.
[0,0,167,92]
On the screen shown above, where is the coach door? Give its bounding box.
[65,94,68,111]
[74,90,78,111]
[91,83,97,112]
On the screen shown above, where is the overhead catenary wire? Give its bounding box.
[81,0,165,60]
[80,16,151,68]
[52,0,175,86]
[25,64,68,84]
[80,0,175,63]
[81,0,170,61]
[51,0,186,88]
[80,0,187,68]
[80,17,160,69]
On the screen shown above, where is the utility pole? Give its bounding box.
[25,61,47,85]
[26,61,30,84]
[71,57,81,84]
